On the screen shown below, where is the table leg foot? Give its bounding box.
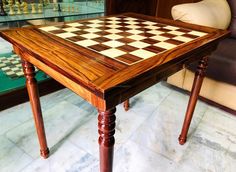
[40,148,50,159]
[98,108,116,172]
[123,99,129,111]
[22,60,49,158]
[179,56,208,145]
[178,135,186,145]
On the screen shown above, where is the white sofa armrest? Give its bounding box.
[171,0,231,29]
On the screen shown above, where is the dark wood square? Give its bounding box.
[142,38,160,44]
[67,36,86,42]
[117,45,139,52]
[144,46,166,53]
[49,30,66,34]
[88,44,111,52]
[165,39,184,45]
[92,37,111,43]
[160,33,177,38]
[116,54,143,64]
[117,38,136,44]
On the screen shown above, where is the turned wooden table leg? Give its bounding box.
[123,99,129,111]
[22,60,49,158]
[179,56,208,145]
[98,108,116,172]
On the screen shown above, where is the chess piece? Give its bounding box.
[31,3,36,14]
[71,6,74,12]
[53,3,57,11]
[67,6,70,12]
[16,1,21,14]
[37,3,42,13]
[57,3,61,12]
[22,2,29,14]
[8,0,15,15]
[43,0,49,5]
[0,0,7,16]
[62,6,65,12]
[2,0,6,9]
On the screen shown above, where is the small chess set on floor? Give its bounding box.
[0,54,38,79]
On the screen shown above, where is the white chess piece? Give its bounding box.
[38,3,43,13]
[8,0,15,15]
[22,2,29,14]
[31,3,36,14]
[3,0,6,9]
[16,2,21,15]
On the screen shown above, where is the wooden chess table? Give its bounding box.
[0,13,229,172]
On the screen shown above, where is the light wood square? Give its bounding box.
[154,42,177,50]
[102,40,125,48]
[84,28,101,33]
[87,23,103,28]
[66,23,83,27]
[125,25,141,29]
[147,30,165,35]
[189,31,207,37]
[127,35,146,41]
[80,33,100,39]
[106,29,122,34]
[56,32,77,39]
[142,21,157,25]
[168,30,185,36]
[128,41,150,49]
[104,34,123,40]
[40,26,59,32]
[130,49,156,59]
[100,48,126,58]
[63,27,80,32]
[89,19,104,23]
[164,26,180,30]
[126,30,143,35]
[173,36,194,43]
[144,25,160,30]
[124,17,138,21]
[75,40,98,47]
[151,35,169,41]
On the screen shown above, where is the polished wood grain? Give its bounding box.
[0,13,229,172]
[21,60,49,158]
[179,56,208,145]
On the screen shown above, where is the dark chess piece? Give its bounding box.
[0,0,7,16]
[58,3,61,12]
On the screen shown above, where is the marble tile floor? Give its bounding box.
[0,37,12,54]
[0,82,236,172]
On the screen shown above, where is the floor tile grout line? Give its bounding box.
[67,139,100,161]
[113,88,174,161]
[119,87,173,140]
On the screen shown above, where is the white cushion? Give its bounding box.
[171,0,231,29]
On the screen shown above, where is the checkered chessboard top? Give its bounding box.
[0,54,24,79]
[39,16,208,65]
[0,54,38,79]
